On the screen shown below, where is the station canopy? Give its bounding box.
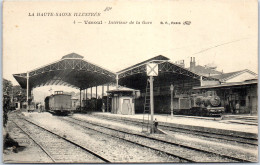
[117,55,218,90]
[13,53,116,90]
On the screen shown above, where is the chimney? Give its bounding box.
[175,60,185,68]
[190,57,196,72]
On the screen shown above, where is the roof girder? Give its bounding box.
[13,58,116,90]
[118,61,218,81]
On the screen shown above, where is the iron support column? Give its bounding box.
[250,85,252,116]
[96,86,98,111]
[26,72,29,111]
[150,76,154,133]
[102,85,104,98]
[107,84,109,112]
[170,84,174,119]
[116,74,119,89]
[91,87,92,99]
[86,88,88,100]
[79,89,82,112]
[200,76,203,86]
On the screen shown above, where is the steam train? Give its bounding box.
[44,91,73,115]
[135,90,224,117]
[173,91,225,116]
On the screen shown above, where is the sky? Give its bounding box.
[2,0,258,102]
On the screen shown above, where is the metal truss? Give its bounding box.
[13,58,116,89]
[118,61,217,81]
[118,64,146,79]
[27,59,116,78]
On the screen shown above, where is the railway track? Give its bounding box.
[63,116,253,163]
[13,115,109,163]
[15,113,181,163]
[91,114,258,146]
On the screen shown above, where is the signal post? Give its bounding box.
[146,63,158,134]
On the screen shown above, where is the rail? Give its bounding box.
[65,116,253,162]
[92,114,258,146]
[15,114,110,163]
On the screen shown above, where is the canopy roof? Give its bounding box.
[13,53,116,89]
[193,79,257,90]
[211,69,257,82]
[117,55,218,90]
[13,53,218,91]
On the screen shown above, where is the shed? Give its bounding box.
[107,88,139,115]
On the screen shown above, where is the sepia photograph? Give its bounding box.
[2,0,258,163]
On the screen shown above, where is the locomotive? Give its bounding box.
[44,91,73,115]
[174,90,225,116]
[135,90,224,117]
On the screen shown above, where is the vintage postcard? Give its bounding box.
[2,0,258,163]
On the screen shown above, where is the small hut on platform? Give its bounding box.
[107,88,139,115]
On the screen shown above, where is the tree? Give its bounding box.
[3,79,13,96]
[13,85,26,102]
[3,79,13,127]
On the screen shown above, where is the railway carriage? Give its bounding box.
[45,91,72,115]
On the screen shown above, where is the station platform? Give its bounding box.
[91,112,258,139]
